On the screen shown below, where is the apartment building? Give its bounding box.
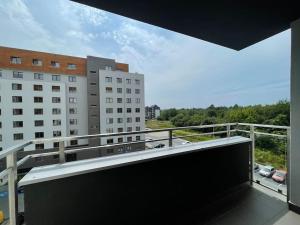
[145,104,161,120]
[0,46,145,159]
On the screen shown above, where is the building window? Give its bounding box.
[127,108,132,113]
[51,61,60,68]
[118,128,123,132]
[52,75,61,81]
[106,128,113,133]
[117,98,122,103]
[69,97,77,103]
[135,89,140,94]
[117,78,122,83]
[68,63,76,69]
[0,70,2,77]
[68,76,76,82]
[126,88,131,94]
[135,79,140,85]
[135,108,140,113]
[127,117,132,123]
[12,96,22,103]
[34,108,43,115]
[52,86,60,92]
[105,77,112,82]
[70,130,78,135]
[118,137,123,143]
[136,136,141,141]
[136,126,141,131]
[35,132,44,138]
[117,108,123,113]
[53,142,59,148]
[106,108,113,114]
[69,87,77,93]
[117,88,122,93]
[126,98,131,103]
[90,82,97,85]
[105,66,112,71]
[35,120,44,127]
[13,121,23,128]
[53,120,61,126]
[13,109,23,115]
[106,118,113,124]
[70,119,78,125]
[127,137,132,142]
[107,139,114,144]
[127,127,132,132]
[136,117,141,122]
[34,97,43,103]
[69,108,77,114]
[70,140,78,146]
[90,70,96,74]
[53,131,62,137]
[0,135,2,142]
[12,83,22,90]
[32,59,42,66]
[126,79,131,84]
[106,87,113,93]
[33,84,43,91]
[52,108,61,114]
[34,73,43,80]
[13,71,23,78]
[10,56,21,64]
[52,97,61,103]
[35,144,44,150]
[136,98,141,104]
[106,97,113,103]
[14,133,23,140]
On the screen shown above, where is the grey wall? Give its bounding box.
[86,56,116,148]
[290,18,300,210]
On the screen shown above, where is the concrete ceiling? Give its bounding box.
[72,0,300,50]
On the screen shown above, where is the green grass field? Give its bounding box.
[145,120,215,142]
[146,120,286,169]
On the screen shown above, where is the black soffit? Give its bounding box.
[72,0,300,51]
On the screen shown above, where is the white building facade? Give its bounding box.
[0,46,145,155]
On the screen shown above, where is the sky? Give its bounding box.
[0,0,291,109]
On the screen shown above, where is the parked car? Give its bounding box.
[154,143,165,148]
[254,163,259,171]
[145,138,153,142]
[182,141,191,145]
[272,170,287,183]
[259,166,275,177]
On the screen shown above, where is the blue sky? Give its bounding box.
[0,0,291,109]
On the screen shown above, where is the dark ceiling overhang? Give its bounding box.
[72,0,300,50]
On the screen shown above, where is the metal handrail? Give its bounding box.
[0,122,291,225]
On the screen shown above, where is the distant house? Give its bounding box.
[145,105,161,120]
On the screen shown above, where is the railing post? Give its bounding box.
[226,124,231,138]
[250,125,255,185]
[168,130,173,147]
[286,127,291,202]
[59,141,65,163]
[6,153,17,225]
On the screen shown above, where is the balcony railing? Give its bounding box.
[0,122,290,225]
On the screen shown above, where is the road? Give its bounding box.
[145,131,189,148]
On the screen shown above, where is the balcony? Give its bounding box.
[0,123,299,225]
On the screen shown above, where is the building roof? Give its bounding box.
[72,0,300,50]
[0,46,129,74]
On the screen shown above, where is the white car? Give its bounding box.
[259,166,275,177]
[182,141,191,145]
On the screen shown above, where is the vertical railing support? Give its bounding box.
[250,125,255,185]
[59,141,65,163]
[168,130,173,147]
[226,124,231,138]
[6,153,17,225]
[286,127,291,202]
